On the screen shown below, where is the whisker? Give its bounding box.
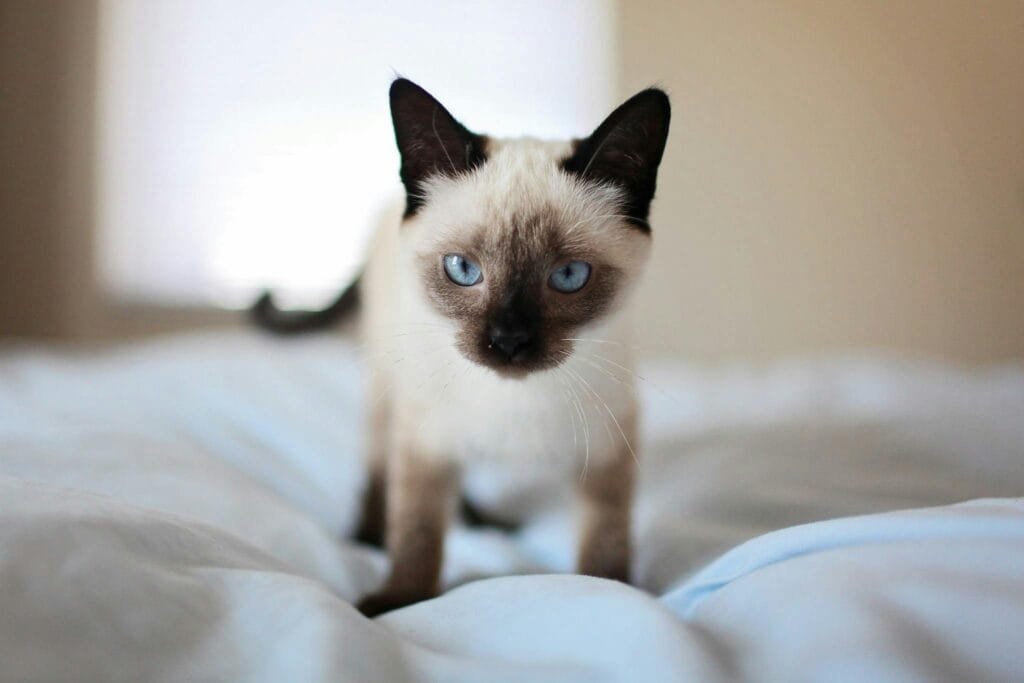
[563,368,591,476]
[587,212,652,229]
[436,354,471,404]
[360,342,447,362]
[431,106,458,174]
[562,336,677,357]
[566,365,616,458]
[562,337,632,349]
[574,353,638,394]
[390,321,450,329]
[379,330,449,341]
[565,364,639,466]
[562,211,651,236]
[414,357,469,442]
[369,378,395,409]
[586,352,648,384]
[415,356,457,392]
[555,367,588,481]
[562,337,620,343]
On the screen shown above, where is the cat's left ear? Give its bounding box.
[562,88,671,230]
[390,78,488,216]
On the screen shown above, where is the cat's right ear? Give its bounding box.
[562,88,671,231]
[390,78,488,216]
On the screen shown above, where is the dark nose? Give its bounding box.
[488,326,533,360]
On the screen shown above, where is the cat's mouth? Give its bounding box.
[458,330,568,378]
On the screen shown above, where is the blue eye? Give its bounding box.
[549,260,591,293]
[443,254,483,286]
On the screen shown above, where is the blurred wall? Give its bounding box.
[3,1,1023,362]
[1,0,236,342]
[0,0,97,338]
[619,1,1024,362]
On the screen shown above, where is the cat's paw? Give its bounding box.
[599,566,631,585]
[459,496,521,533]
[578,557,631,585]
[353,515,385,548]
[353,478,386,548]
[357,588,433,617]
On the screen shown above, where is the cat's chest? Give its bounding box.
[395,355,632,466]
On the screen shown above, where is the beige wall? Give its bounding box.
[4,1,1023,362]
[1,0,101,339]
[1,0,237,342]
[619,1,1024,362]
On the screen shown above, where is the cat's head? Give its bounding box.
[391,78,670,378]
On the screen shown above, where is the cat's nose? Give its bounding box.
[488,326,533,360]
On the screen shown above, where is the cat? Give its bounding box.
[254,78,670,616]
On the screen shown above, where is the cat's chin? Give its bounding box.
[482,361,557,380]
[461,348,567,380]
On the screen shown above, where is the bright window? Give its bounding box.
[96,0,615,308]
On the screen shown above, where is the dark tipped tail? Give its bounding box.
[250,276,361,334]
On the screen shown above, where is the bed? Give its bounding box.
[1,331,1022,681]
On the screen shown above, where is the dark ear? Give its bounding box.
[389,78,488,216]
[562,89,671,230]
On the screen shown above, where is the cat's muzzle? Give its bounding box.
[471,324,566,378]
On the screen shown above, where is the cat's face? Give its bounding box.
[390,80,669,377]
[408,140,651,377]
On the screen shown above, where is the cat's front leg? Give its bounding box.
[354,390,391,547]
[357,450,456,617]
[576,420,636,583]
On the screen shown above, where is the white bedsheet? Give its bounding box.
[0,332,1022,682]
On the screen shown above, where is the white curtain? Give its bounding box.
[95,0,614,308]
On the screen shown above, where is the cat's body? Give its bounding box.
[255,79,670,615]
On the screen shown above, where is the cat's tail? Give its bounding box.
[249,276,361,334]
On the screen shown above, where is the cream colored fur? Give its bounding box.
[361,137,649,470]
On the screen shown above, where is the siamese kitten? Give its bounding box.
[254,78,670,616]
